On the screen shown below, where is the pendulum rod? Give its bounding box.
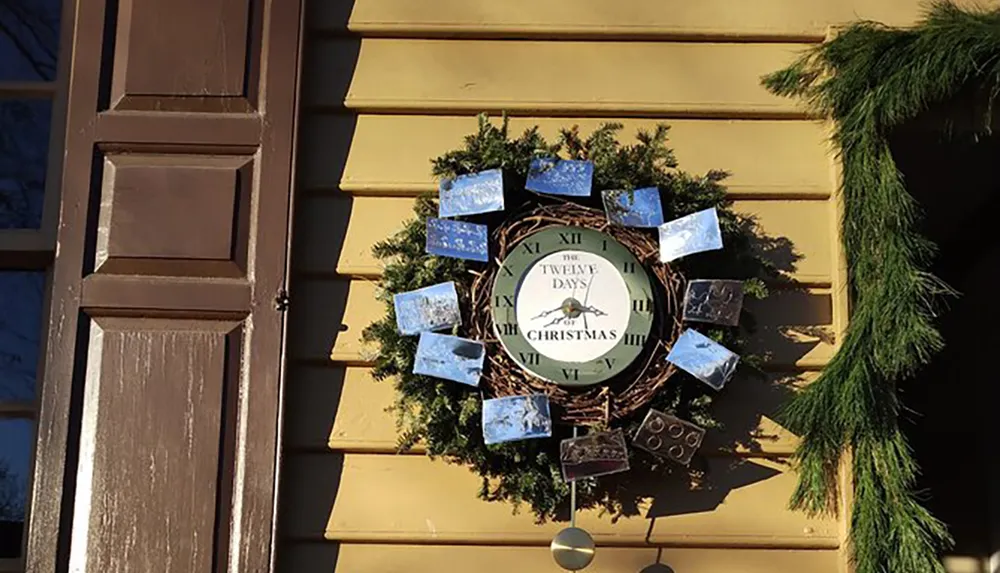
[570,426,578,528]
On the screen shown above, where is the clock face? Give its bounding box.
[491,226,654,387]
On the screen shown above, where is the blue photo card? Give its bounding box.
[438,168,505,218]
[658,207,723,263]
[393,281,462,336]
[482,394,553,445]
[426,217,489,263]
[413,332,485,387]
[666,328,740,390]
[525,158,593,197]
[602,187,665,228]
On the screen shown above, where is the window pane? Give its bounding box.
[0,99,51,229]
[0,272,44,402]
[0,418,32,559]
[0,0,61,81]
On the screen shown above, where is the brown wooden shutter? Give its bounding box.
[25,0,303,571]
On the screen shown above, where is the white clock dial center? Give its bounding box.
[515,250,631,363]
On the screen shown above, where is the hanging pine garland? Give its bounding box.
[361,115,775,520]
[762,2,1000,571]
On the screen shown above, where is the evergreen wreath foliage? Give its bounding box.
[762,2,1000,571]
[361,114,775,520]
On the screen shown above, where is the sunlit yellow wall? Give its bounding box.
[275,2,977,571]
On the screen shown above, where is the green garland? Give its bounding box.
[362,115,774,520]
[762,2,1000,571]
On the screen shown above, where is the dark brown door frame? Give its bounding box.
[23,0,304,571]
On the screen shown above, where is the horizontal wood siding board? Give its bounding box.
[299,115,834,200]
[278,542,842,571]
[283,366,811,456]
[309,0,995,40]
[280,453,838,548]
[286,278,835,368]
[291,195,834,284]
[303,39,810,116]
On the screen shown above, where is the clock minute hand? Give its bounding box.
[577,304,607,317]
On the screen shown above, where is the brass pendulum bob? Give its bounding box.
[551,527,595,571]
[551,427,596,571]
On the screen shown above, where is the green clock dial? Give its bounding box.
[491,226,655,387]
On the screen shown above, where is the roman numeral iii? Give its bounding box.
[632,298,652,312]
[624,333,647,347]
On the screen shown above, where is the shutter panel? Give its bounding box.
[26,0,302,571]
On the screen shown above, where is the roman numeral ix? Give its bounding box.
[494,295,514,308]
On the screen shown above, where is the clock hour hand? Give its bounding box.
[531,305,567,321]
[534,299,607,328]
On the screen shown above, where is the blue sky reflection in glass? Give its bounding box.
[438,168,504,218]
[666,328,739,391]
[482,394,552,445]
[602,187,665,228]
[393,281,462,336]
[525,158,593,197]
[658,207,723,263]
[413,332,484,387]
[426,217,489,262]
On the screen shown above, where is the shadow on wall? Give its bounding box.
[890,114,1000,572]
[276,0,359,569]
[275,1,826,567]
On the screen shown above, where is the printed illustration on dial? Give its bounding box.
[491,226,655,387]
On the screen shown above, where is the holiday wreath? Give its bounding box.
[761,2,1000,572]
[361,115,777,521]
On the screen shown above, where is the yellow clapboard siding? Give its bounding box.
[283,366,810,456]
[292,196,834,284]
[300,115,833,199]
[303,39,809,116]
[311,0,995,40]
[278,542,842,572]
[280,453,837,547]
[286,279,835,368]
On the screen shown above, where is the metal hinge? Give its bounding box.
[274,288,290,312]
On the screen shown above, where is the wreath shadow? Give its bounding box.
[474,197,806,523]
[366,116,814,524]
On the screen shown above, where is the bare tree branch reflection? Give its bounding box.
[0,461,23,522]
[0,0,58,80]
[0,0,61,541]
